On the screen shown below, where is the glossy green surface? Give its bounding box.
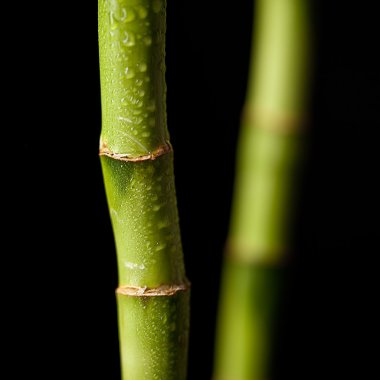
[99,0,168,156]
[101,153,186,288]
[99,1,189,379]
[117,291,189,379]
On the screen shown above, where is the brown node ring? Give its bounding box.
[99,140,173,162]
[224,239,288,267]
[116,283,190,297]
[241,105,306,133]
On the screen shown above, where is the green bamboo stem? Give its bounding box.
[214,0,310,379]
[98,1,189,379]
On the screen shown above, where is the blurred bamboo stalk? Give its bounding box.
[214,0,310,379]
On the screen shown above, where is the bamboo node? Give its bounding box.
[241,105,305,133]
[225,240,287,266]
[116,283,190,297]
[99,139,172,162]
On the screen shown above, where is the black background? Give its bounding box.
[9,1,379,378]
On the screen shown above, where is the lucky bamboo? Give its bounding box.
[98,1,189,379]
[214,0,310,379]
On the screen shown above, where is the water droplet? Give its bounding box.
[122,31,136,47]
[159,58,165,70]
[120,115,131,125]
[119,8,127,21]
[124,261,145,270]
[158,221,169,230]
[143,36,152,46]
[122,31,128,44]
[138,63,148,72]
[147,101,156,112]
[136,5,148,19]
[152,0,162,13]
[121,8,136,23]
[153,205,162,212]
[134,116,143,125]
[110,11,118,30]
[125,67,135,79]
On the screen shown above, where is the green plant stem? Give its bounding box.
[98,1,189,379]
[214,0,310,379]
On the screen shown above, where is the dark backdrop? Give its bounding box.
[11,1,379,379]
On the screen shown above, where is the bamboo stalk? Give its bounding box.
[98,1,189,378]
[214,0,310,379]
